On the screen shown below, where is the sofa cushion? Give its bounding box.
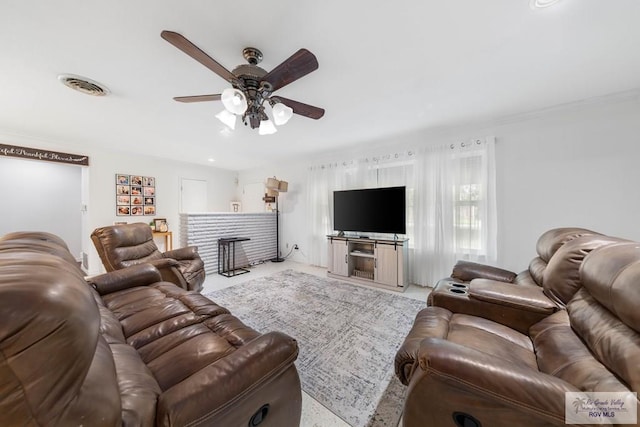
[100,283,263,391]
[530,310,629,393]
[395,306,537,386]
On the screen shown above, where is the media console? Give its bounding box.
[326,235,409,292]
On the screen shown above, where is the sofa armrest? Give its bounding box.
[164,246,199,261]
[428,280,558,334]
[87,264,162,295]
[469,279,558,314]
[156,331,299,426]
[406,338,578,426]
[451,260,517,283]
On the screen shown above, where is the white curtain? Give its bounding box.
[412,137,497,285]
[306,154,414,266]
[307,138,496,287]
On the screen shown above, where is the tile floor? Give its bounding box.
[201,260,430,427]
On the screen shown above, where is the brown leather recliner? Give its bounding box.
[395,242,640,426]
[448,227,603,286]
[0,231,302,426]
[425,232,626,335]
[91,222,205,292]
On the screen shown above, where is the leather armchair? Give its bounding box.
[91,222,205,292]
[396,242,640,427]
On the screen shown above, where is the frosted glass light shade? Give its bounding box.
[258,118,277,135]
[215,109,237,129]
[529,0,561,9]
[272,102,294,126]
[221,88,247,115]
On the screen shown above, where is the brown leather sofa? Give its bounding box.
[0,231,302,426]
[92,222,206,292]
[395,239,640,426]
[425,230,625,335]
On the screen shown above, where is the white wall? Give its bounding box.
[4,92,639,278]
[0,133,239,275]
[0,156,82,257]
[239,93,640,275]
[238,166,309,262]
[493,95,640,271]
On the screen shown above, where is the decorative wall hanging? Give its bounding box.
[0,143,89,166]
[116,174,156,216]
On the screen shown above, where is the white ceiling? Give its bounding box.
[1,1,639,171]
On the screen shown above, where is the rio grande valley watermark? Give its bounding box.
[565,392,637,424]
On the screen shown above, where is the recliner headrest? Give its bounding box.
[580,242,640,333]
[536,227,602,262]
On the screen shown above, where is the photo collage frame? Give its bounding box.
[116,174,156,216]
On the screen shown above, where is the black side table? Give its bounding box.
[218,237,251,277]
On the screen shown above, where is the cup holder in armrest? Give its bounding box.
[448,288,468,295]
[450,283,467,289]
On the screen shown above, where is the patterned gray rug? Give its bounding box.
[205,270,426,427]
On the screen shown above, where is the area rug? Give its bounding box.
[205,270,426,427]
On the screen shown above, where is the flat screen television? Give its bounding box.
[333,186,406,235]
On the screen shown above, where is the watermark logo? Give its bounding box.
[565,392,637,424]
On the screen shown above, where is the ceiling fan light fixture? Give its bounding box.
[215,109,237,129]
[258,118,277,135]
[272,102,294,126]
[221,88,247,115]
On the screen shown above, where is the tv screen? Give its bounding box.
[333,186,406,235]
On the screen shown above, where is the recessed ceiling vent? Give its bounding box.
[58,74,110,96]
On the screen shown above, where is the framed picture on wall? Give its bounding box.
[115,174,156,216]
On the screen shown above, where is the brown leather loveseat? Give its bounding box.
[395,237,640,426]
[0,231,301,426]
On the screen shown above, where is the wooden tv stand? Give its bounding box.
[326,235,408,292]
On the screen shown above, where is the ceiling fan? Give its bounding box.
[161,30,325,134]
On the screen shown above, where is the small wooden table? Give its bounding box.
[218,237,250,277]
[152,231,173,251]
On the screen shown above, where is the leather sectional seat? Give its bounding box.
[0,231,301,426]
[395,231,640,426]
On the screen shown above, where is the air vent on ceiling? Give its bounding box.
[58,74,110,96]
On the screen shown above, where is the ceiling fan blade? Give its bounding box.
[277,96,325,120]
[263,49,319,91]
[161,30,235,82]
[173,94,221,103]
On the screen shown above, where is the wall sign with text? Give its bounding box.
[0,143,89,166]
[116,174,156,216]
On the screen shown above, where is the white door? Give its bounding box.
[180,178,207,212]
